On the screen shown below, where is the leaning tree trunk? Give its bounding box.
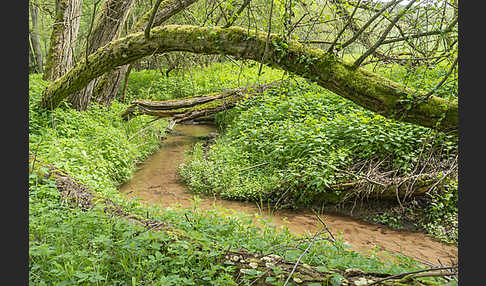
[92,0,199,107]
[43,0,83,81]
[69,0,135,111]
[29,0,44,74]
[40,25,458,133]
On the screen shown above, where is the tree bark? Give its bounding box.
[69,0,136,110]
[29,0,44,74]
[40,25,458,133]
[43,0,83,81]
[29,33,37,73]
[92,0,199,107]
[120,64,133,103]
[121,82,277,124]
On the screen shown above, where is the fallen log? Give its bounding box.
[28,153,171,230]
[121,82,278,122]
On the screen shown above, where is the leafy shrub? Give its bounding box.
[29,74,168,197]
[181,79,457,206]
[124,61,286,102]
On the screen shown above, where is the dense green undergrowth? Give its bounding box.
[124,61,286,102]
[29,74,168,198]
[29,73,449,285]
[177,62,458,244]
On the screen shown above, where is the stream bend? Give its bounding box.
[119,124,458,265]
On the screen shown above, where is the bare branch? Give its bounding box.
[339,0,402,50]
[223,0,251,28]
[145,0,164,40]
[258,0,275,77]
[327,0,363,53]
[353,0,417,68]
[379,16,458,45]
[422,56,458,100]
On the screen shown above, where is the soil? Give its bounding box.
[119,124,458,266]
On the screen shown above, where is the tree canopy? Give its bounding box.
[32,0,458,133]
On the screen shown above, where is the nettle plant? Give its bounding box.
[181,79,457,206]
[124,62,286,102]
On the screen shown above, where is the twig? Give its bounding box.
[30,136,44,175]
[422,56,458,100]
[380,16,458,46]
[339,169,387,187]
[311,209,336,242]
[127,117,163,141]
[327,0,362,53]
[85,0,102,64]
[424,157,458,192]
[248,269,270,286]
[223,0,251,28]
[258,0,275,77]
[184,213,195,228]
[283,230,322,286]
[339,0,402,50]
[353,0,417,68]
[364,266,457,286]
[167,119,177,131]
[145,0,163,40]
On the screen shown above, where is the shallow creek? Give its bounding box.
[119,124,457,266]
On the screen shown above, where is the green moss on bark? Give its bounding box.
[40,25,458,133]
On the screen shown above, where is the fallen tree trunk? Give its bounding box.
[121,82,277,122]
[40,25,458,134]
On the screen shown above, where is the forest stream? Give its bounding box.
[119,124,457,266]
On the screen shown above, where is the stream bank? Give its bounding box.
[119,124,457,266]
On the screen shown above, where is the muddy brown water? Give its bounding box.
[119,124,457,266]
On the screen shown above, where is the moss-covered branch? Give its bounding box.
[40,25,458,133]
[94,0,199,106]
[121,82,277,121]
